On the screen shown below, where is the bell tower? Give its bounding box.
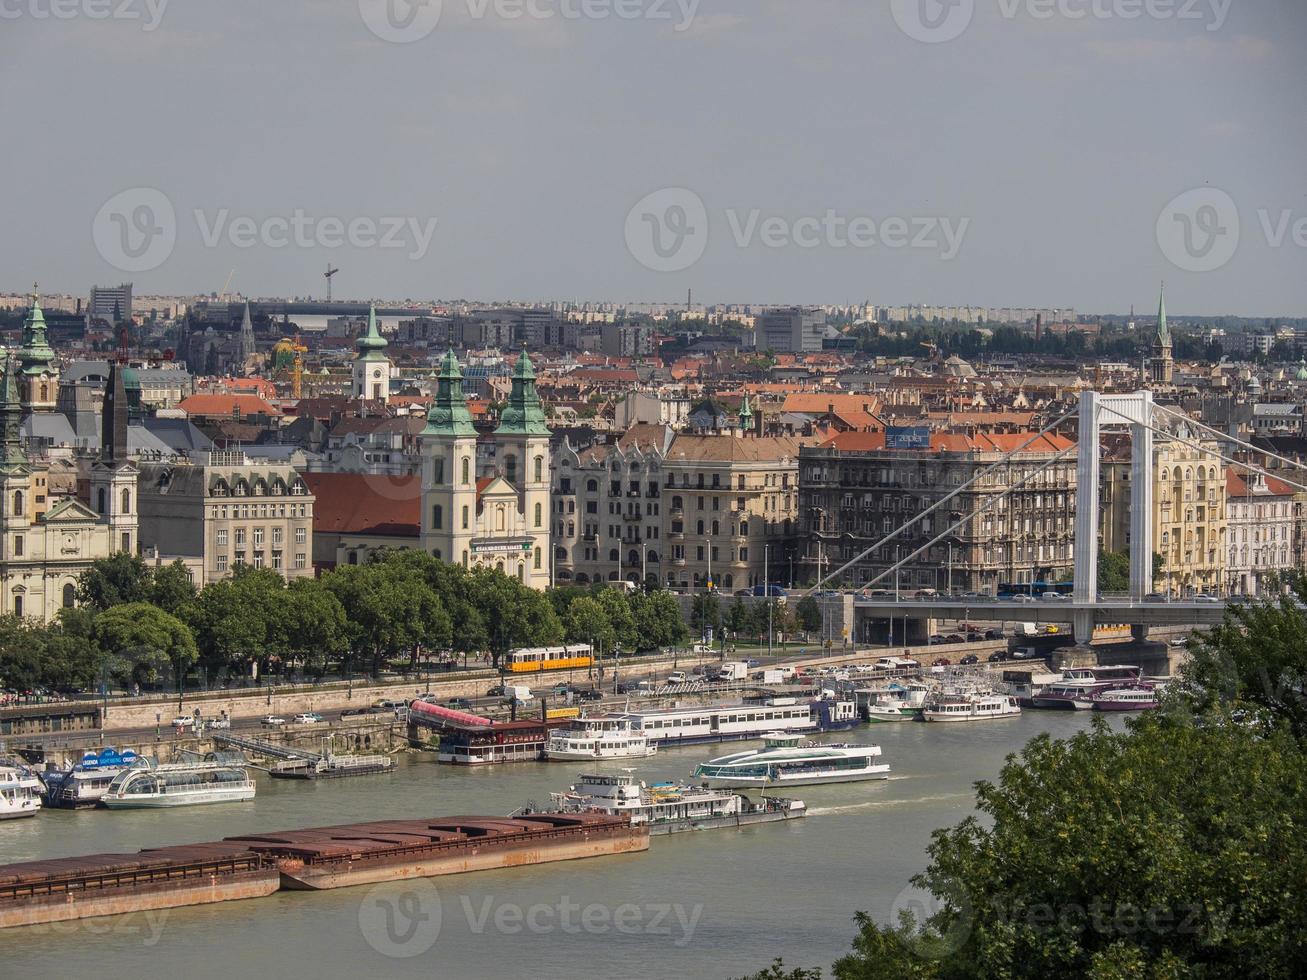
[353,305,392,404]
[494,348,551,588]
[420,350,478,567]
[89,364,139,555]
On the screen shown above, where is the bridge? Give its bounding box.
[805,388,1307,648]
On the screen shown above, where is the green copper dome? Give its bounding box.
[495,348,550,437]
[19,293,56,376]
[423,349,477,437]
[356,305,389,361]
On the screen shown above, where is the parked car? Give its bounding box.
[292,713,325,725]
[445,698,473,711]
[928,635,947,645]
[1041,592,1069,601]
[988,651,1009,663]
[984,628,1005,640]
[958,591,987,600]
[552,683,572,696]
[1192,593,1221,603]
[959,654,980,666]
[666,671,688,685]
[914,589,940,600]
[576,689,604,702]
[261,715,288,727]
[932,657,952,667]
[171,715,195,729]
[1010,594,1036,603]
[1144,592,1169,602]
[1011,647,1042,660]
[945,633,965,644]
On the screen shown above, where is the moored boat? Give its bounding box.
[102,759,255,808]
[694,733,890,787]
[0,766,42,820]
[1029,666,1143,710]
[545,715,658,761]
[922,692,1021,722]
[1091,685,1160,711]
[40,748,140,808]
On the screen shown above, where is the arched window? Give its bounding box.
[697,520,704,535]
[62,583,75,608]
[462,506,469,530]
[505,455,518,486]
[534,456,544,482]
[518,563,525,581]
[496,505,506,532]
[121,488,131,514]
[712,520,720,536]
[495,560,504,575]
[534,547,542,570]
[629,550,639,566]
[534,502,543,528]
[433,505,444,529]
[461,456,471,485]
[609,549,619,562]
[587,480,599,493]
[14,490,25,516]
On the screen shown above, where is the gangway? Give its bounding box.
[211,732,321,763]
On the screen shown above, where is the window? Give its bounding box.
[535,502,543,528]
[496,505,506,532]
[462,506,470,529]
[235,528,246,546]
[272,552,283,570]
[121,488,131,513]
[12,535,22,557]
[13,595,21,618]
[534,456,544,482]
[62,583,75,608]
[534,547,542,570]
[461,456,471,485]
[217,555,229,572]
[272,527,283,547]
[295,553,306,569]
[433,504,444,529]
[295,527,306,544]
[254,527,265,547]
[217,529,228,547]
[253,553,264,569]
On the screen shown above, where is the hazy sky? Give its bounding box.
[3,0,1304,314]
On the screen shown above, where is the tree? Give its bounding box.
[76,553,152,611]
[148,560,198,616]
[94,603,198,689]
[462,567,563,668]
[323,562,451,675]
[281,579,350,678]
[595,588,638,651]
[795,596,823,634]
[631,590,689,651]
[565,596,614,651]
[690,593,721,639]
[1096,551,1130,593]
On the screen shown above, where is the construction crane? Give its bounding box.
[272,335,309,399]
[219,268,236,301]
[324,263,339,302]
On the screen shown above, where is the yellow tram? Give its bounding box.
[505,644,594,674]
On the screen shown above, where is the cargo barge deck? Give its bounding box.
[0,813,646,928]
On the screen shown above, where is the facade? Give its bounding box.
[798,431,1077,593]
[752,307,825,353]
[552,425,673,587]
[1225,468,1296,596]
[136,450,315,585]
[599,322,654,358]
[420,350,551,588]
[351,305,392,404]
[663,421,804,593]
[89,283,133,322]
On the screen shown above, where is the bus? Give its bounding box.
[505,644,594,674]
[997,581,1074,599]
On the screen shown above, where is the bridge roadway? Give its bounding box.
[851,597,1230,629]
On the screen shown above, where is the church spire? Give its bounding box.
[237,301,256,361]
[423,349,477,437]
[495,347,550,436]
[101,363,130,463]
[1155,283,1170,348]
[19,284,56,375]
[356,304,389,360]
[0,355,27,469]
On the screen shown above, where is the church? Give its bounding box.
[420,349,551,589]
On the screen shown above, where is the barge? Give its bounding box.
[0,813,647,928]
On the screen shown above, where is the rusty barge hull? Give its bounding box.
[228,814,648,891]
[0,814,647,927]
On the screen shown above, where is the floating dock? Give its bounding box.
[0,813,646,928]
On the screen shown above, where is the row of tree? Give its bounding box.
[741,576,1307,979]
[0,551,695,694]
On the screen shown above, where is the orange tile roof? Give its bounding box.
[301,472,419,537]
[177,393,281,417]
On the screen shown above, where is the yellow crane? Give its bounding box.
[272,336,308,398]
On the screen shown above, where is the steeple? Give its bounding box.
[356,304,389,360]
[1154,284,1171,348]
[101,363,130,463]
[0,355,27,470]
[1150,282,1174,386]
[423,349,477,437]
[495,348,550,436]
[738,393,754,433]
[19,284,56,377]
[237,301,256,361]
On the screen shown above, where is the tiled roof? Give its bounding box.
[300,472,419,536]
[177,393,281,417]
[666,434,806,463]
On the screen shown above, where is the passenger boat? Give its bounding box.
[39,748,140,808]
[0,766,42,820]
[101,759,255,808]
[545,716,657,761]
[857,684,927,722]
[1091,685,1160,712]
[613,697,858,747]
[694,733,891,787]
[1030,666,1142,710]
[530,771,806,835]
[922,692,1021,722]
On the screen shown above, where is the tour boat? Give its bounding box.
[1091,685,1160,712]
[1030,666,1142,711]
[40,748,140,808]
[545,716,657,761]
[101,759,255,808]
[694,733,891,787]
[922,692,1022,722]
[0,766,42,820]
[528,771,806,835]
[613,697,858,747]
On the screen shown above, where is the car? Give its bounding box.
[1143,592,1169,603]
[171,715,195,729]
[1040,592,1069,601]
[734,588,753,597]
[988,651,1009,663]
[1044,625,1060,635]
[945,633,965,644]
[551,683,572,696]
[1192,594,1221,603]
[445,697,473,710]
[914,589,940,600]
[932,657,952,667]
[666,671,688,684]
[1011,647,1042,660]
[577,689,603,702]
[207,717,231,730]
[292,713,325,725]
[964,632,983,643]
[928,635,947,645]
[261,715,288,727]
[984,628,1005,640]
[1009,594,1036,603]
[959,654,980,666]
[1169,637,1190,647]
[865,589,892,598]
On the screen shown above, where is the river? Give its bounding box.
[1,712,1114,979]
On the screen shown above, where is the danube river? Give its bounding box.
[1,712,1113,979]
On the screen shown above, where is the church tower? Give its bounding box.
[495,349,551,587]
[236,301,256,371]
[353,305,392,404]
[89,364,139,555]
[420,350,479,567]
[1150,284,1174,386]
[0,355,33,617]
[18,287,58,412]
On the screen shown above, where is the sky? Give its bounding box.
[2,0,1305,315]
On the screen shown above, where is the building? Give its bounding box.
[1150,286,1174,386]
[351,305,392,404]
[301,471,420,570]
[1225,468,1296,596]
[16,293,59,413]
[798,430,1077,594]
[136,450,315,584]
[614,390,691,429]
[599,321,654,359]
[752,307,826,353]
[420,350,551,588]
[552,425,674,587]
[663,415,804,593]
[0,356,137,622]
[89,283,133,322]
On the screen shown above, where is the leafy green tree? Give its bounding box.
[94,603,198,689]
[795,596,823,634]
[631,590,689,651]
[76,553,153,611]
[281,579,350,677]
[595,588,638,651]
[690,593,721,639]
[565,596,614,650]
[463,567,563,667]
[324,562,451,675]
[1096,551,1130,593]
[148,560,198,615]
[0,615,44,691]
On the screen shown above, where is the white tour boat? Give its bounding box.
[40,748,141,808]
[614,697,857,747]
[527,771,806,834]
[544,716,657,761]
[0,765,43,819]
[922,692,1022,722]
[694,733,891,787]
[101,759,255,808]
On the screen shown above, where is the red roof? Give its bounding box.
[300,472,420,537]
[177,393,281,417]
[822,430,1075,455]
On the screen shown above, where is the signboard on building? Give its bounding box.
[471,539,533,555]
[886,426,931,450]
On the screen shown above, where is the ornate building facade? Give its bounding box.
[420,350,551,588]
[352,305,392,404]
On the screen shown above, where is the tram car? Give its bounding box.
[505,644,594,674]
